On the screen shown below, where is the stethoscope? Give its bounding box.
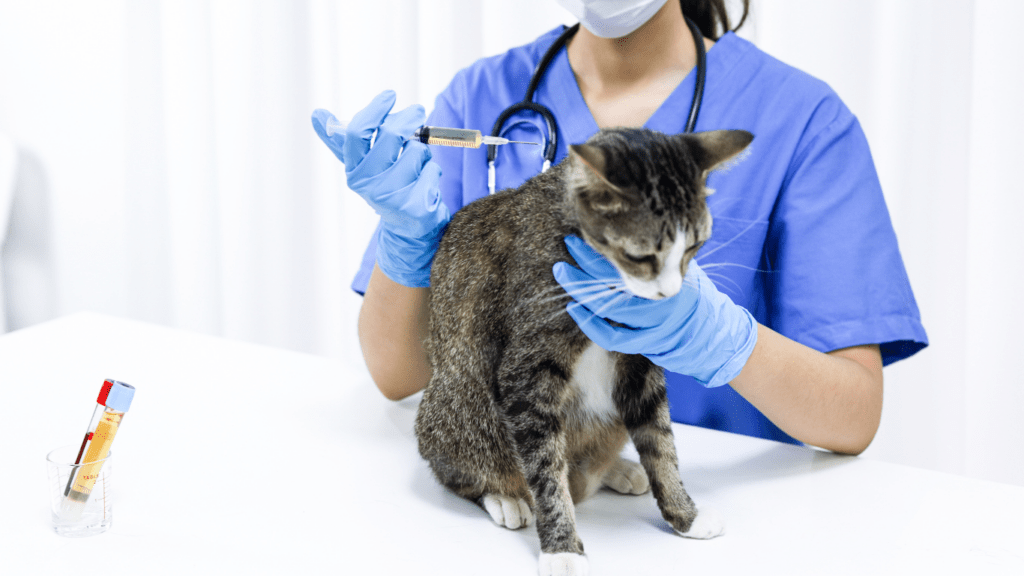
[486,12,708,195]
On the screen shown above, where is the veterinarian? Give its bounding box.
[311,0,928,455]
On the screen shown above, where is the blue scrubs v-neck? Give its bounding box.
[534,34,704,161]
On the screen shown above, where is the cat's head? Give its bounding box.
[568,128,752,300]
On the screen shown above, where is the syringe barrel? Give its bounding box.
[414,126,483,148]
[324,116,484,148]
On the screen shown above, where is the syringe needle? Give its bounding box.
[480,136,540,146]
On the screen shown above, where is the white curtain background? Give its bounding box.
[0,0,1021,486]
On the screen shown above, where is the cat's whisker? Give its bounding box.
[681,267,743,298]
[536,294,574,309]
[555,278,623,288]
[534,283,615,306]
[545,300,586,325]
[698,261,772,274]
[705,214,767,225]
[564,300,614,327]
[534,278,625,299]
[698,219,763,261]
[542,285,631,324]
[559,277,628,294]
[534,285,632,320]
[572,287,629,309]
[531,279,612,300]
[703,271,744,298]
[592,291,630,319]
[546,306,582,325]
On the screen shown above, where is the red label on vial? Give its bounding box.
[96,380,114,406]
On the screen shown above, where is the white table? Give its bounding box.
[2,313,1023,575]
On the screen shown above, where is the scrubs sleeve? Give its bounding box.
[350,75,471,295]
[765,99,928,365]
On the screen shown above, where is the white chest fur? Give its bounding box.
[568,342,618,422]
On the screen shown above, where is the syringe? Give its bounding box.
[325,118,537,149]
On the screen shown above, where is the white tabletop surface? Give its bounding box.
[2,313,1023,575]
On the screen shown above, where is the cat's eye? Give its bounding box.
[623,252,655,265]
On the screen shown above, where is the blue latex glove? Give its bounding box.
[553,236,758,388]
[311,90,450,288]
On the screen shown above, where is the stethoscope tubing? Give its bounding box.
[487,11,707,194]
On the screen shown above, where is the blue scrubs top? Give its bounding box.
[353,27,929,444]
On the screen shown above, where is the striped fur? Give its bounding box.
[416,128,751,570]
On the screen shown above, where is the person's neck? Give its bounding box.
[566,0,695,92]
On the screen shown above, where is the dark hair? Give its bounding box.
[682,0,750,40]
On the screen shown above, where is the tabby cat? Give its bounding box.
[415,127,753,575]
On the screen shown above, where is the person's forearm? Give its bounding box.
[730,324,883,455]
[358,264,432,400]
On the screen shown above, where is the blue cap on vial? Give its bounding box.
[97,379,135,413]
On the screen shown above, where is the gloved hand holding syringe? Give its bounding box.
[323,117,537,149]
[311,90,538,289]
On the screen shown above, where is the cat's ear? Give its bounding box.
[685,130,754,175]
[570,144,610,181]
[570,144,629,214]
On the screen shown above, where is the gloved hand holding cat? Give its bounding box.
[311,90,449,288]
[553,235,758,388]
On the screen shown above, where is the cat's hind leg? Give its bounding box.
[566,420,630,502]
[482,494,534,529]
[426,455,534,529]
[565,423,649,500]
[417,374,535,529]
[601,458,650,495]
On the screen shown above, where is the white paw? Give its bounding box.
[676,506,725,539]
[602,458,650,495]
[482,494,533,529]
[538,552,589,576]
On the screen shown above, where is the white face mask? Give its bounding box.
[555,0,671,39]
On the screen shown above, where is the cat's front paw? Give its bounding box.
[538,552,588,576]
[675,506,725,540]
[482,494,533,529]
[602,458,650,495]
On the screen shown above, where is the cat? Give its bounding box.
[415,126,753,576]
